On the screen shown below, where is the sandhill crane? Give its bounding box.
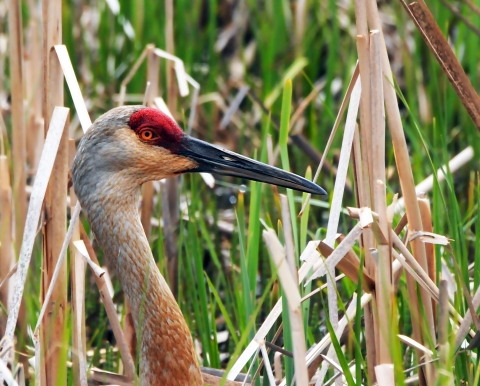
[71,105,326,385]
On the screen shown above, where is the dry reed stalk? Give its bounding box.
[43,51,93,383]
[4,107,69,381]
[369,30,393,366]
[53,45,91,131]
[366,0,436,358]
[24,2,44,173]
[259,342,276,385]
[34,203,80,338]
[312,223,364,280]
[41,82,68,385]
[78,228,136,381]
[319,77,361,258]
[318,238,374,293]
[402,1,480,131]
[0,156,15,338]
[374,364,394,385]
[351,125,364,209]
[154,97,173,118]
[37,51,93,384]
[8,0,26,254]
[68,140,87,386]
[353,22,378,377]
[72,241,105,278]
[355,34,375,266]
[347,207,379,221]
[263,228,308,386]
[398,334,433,356]
[41,1,67,383]
[354,0,368,37]
[274,352,282,382]
[355,34,373,206]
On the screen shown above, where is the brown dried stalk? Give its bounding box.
[353,1,377,376]
[43,76,67,386]
[41,1,68,383]
[0,156,15,338]
[4,106,69,386]
[402,0,480,131]
[368,0,435,364]
[9,0,26,254]
[370,30,393,365]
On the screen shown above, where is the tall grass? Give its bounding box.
[1,0,480,385]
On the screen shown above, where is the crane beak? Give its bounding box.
[177,136,327,195]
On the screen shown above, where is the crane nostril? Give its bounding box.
[221,155,236,162]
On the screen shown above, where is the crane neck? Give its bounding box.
[79,175,202,385]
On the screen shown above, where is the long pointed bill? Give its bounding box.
[177,136,327,195]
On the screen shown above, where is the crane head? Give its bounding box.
[73,105,327,195]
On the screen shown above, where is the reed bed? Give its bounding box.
[1,0,479,385]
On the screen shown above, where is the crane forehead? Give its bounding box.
[128,108,183,139]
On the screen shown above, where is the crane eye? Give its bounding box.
[139,129,157,141]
